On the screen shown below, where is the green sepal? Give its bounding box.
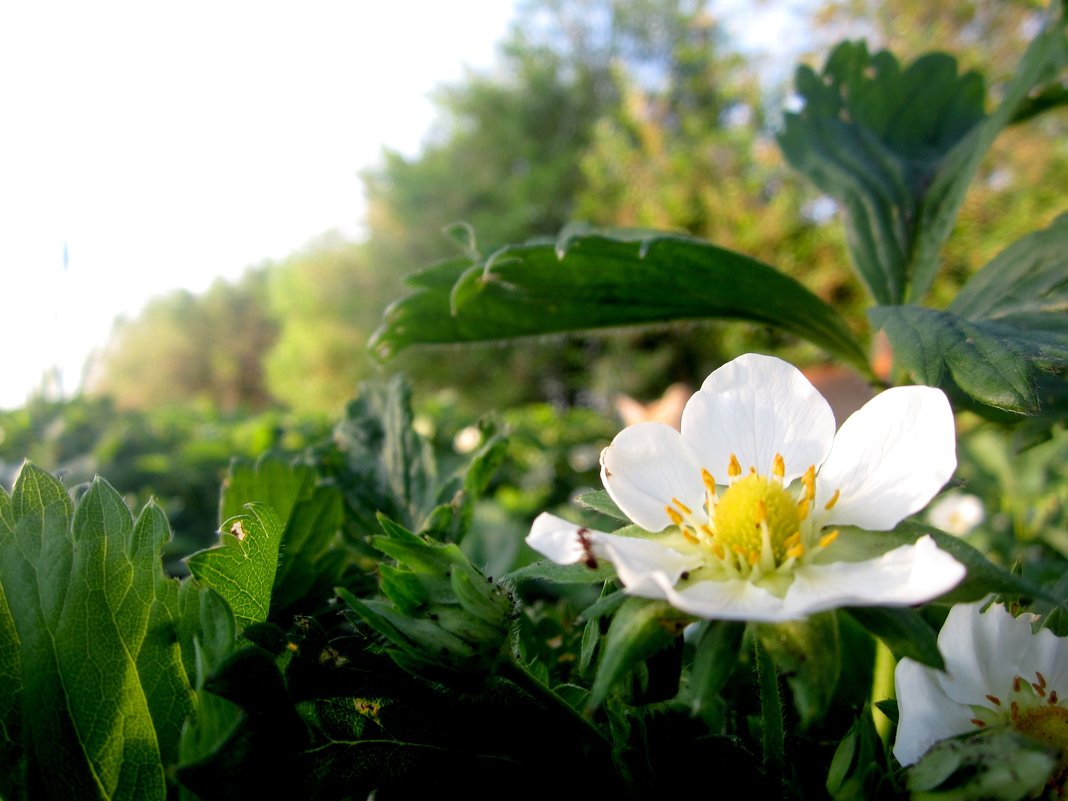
[589,596,689,710]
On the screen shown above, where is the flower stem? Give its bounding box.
[871,637,895,744]
[754,635,785,793]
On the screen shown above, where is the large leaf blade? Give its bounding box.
[870,216,1068,416]
[371,232,870,375]
[0,465,199,801]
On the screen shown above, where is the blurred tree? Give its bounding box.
[91,269,277,411]
[263,232,383,414]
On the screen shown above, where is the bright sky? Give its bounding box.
[0,1,518,409]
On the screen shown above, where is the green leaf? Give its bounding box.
[318,375,437,534]
[756,612,842,727]
[0,464,199,801]
[845,606,943,671]
[826,706,884,801]
[186,503,285,628]
[687,619,746,722]
[907,726,1057,801]
[589,596,688,710]
[779,16,1068,304]
[221,455,348,615]
[871,215,1068,417]
[371,231,870,375]
[504,557,617,585]
[574,489,629,523]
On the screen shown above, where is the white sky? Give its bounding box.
[0,0,803,412]
[0,1,518,409]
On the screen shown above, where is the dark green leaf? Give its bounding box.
[827,706,884,801]
[574,489,629,522]
[589,596,688,709]
[780,18,1068,304]
[756,612,841,727]
[687,619,746,722]
[371,231,870,375]
[504,557,616,585]
[870,215,1068,417]
[845,606,943,670]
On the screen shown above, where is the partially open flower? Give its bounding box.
[528,353,964,622]
[894,601,1068,779]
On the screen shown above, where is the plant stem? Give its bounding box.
[754,635,785,795]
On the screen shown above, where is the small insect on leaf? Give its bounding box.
[577,527,598,569]
[230,520,247,541]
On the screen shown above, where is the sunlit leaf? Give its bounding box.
[186,503,284,628]
[371,231,870,375]
[0,464,199,801]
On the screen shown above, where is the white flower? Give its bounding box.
[527,353,965,622]
[927,491,985,536]
[894,600,1068,776]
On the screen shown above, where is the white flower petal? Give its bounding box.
[893,657,975,765]
[525,512,703,586]
[816,386,956,530]
[683,353,835,482]
[935,601,1038,707]
[783,535,964,617]
[658,576,790,621]
[600,422,705,532]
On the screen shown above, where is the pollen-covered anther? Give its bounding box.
[672,497,693,516]
[818,530,840,549]
[970,718,986,728]
[701,468,717,497]
[728,454,742,478]
[1036,672,1048,690]
[824,488,841,511]
[772,453,785,480]
[1050,691,1059,705]
[666,505,684,527]
[986,694,1002,706]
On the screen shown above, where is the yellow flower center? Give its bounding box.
[712,473,801,565]
[663,452,840,584]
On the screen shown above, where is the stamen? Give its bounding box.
[785,543,805,560]
[970,718,986,728]
[728,454,742,478]
[1011,700,1020,721]
[1050,690,1059,705]
[818,530,840,549]
[672,497,693,516]
[747,550,759,567]
[666,506,684,526]
[1014,675,1024,693]
[797,498,811,521]
[701,469,717,496]
[700,523,715,538]
[824,489,841,511]
[985,694,1002,706]
[801,465,816,500]
[782,532,801,549]
[772,453,785,480]
[755,499,767,523]
[1032,682,1047,698]
[681,529,700,544]
[711,542,725,560]
[1036,672,1047,690]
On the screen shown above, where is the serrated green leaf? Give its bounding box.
[780,15,1068,304]
[0,464,201,801]
[321,375,437,534]
[186,503,284,628]
[220,455,348,616]
[371,232,869,375]
[871,215,1068,417]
